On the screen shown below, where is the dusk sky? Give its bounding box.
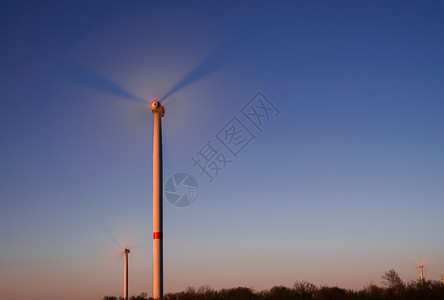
[1,1,443,299]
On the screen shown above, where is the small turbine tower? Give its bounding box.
[123,248,130,300]
[419,265,424,287]
[151,100,165,299]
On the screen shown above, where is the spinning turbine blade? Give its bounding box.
[98,222,123,249]
[160,39,243,103]
[60,58,147,104]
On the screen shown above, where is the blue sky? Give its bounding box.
[1,1,443,299]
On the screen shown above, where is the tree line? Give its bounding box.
[103,269,444,300]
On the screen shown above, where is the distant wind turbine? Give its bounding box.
[99,225,147,300]
[419,265,424,287]
[123,248,130,300]
[415,257,427,287]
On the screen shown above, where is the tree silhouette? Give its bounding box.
[103,274,444,300]
[293,281,317,299]
[381,269,404,289]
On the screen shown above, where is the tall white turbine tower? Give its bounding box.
[123,248,130,300]
[151,101,165,299]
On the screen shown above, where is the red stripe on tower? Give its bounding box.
[153,232,163,239]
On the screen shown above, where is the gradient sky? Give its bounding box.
[1,1,444,299]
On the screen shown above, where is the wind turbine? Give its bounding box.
[150,100,165,299]
[120,245,148,299]
[99,225,147,300]
[68,40,239,300]
[415,257,427,288]
[419,264,424,287]
[123,248,130,300]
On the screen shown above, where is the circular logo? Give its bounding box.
[164,173,199,207]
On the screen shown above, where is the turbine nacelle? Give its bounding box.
[150,100,165,117]
[123,248,130,254]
